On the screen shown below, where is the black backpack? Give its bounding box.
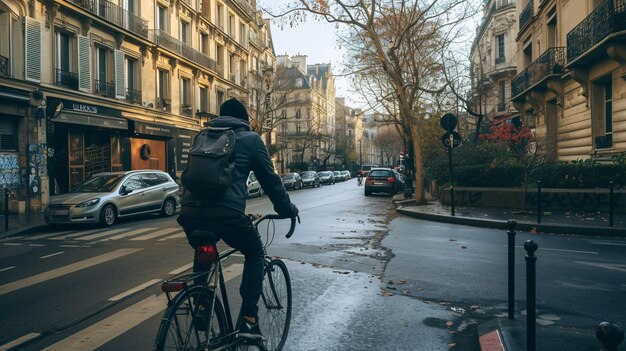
[181,127,236,197]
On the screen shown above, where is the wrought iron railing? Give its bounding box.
[125,88,142,105]
[498,101,506,112]
[149,29,218,73]
[95,80,115,98]
[55,69,79,90]
[519,0,533,30]
[230,0,254,18]
[157,97,171,112]
[567,0,626,63]
[511,47,565,97]
[181,104,193,116]
[249,31,266,49]
[67,0,148,37]
[495,56,506,65]
[0,55,8,77]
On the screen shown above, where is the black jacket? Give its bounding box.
[181,116,293,216]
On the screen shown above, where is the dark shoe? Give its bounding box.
[239,320,265,341]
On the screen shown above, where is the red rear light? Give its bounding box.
[366,176,372,181]
[195,244,218,264]
[388,177,395,183]
[161,281,185,292]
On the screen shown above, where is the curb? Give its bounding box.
[0,224,48,240]
[396,207,626,237]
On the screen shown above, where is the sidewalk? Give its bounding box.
[394,196,626,351]
[0,211,47,239]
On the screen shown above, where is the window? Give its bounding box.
[281,110,286,119]
[498,81,506,111]
[296,123,301,134]
[295,108,301,119]
[55,30,77,89]
[125,57,140,104]
[592,77,613,148]
[496,34,505,64]
[239,22,245,44]
[122,175,146,191]
[547,7,557,48]
[141,173,164,186]
[0,118,17,151]
[1,10,11,77]
[216,3,223,29]
[95,46,111,96]
[180,20,189,44]
[217,90,225,108]
[216,44,224,67]
[199,86,208,112]
[200,33,209,55]
[523,37,532,68]
[604,80,613,135]
[181,77,191,115]
[157,5,168,32]
[157,69,170,110]
[228,14,235,36]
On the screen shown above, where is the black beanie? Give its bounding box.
[219,98,249,122]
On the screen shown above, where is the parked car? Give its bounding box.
[44,170,180,227]
[392,169,405,192]
[341,170,351,180]
[246,171,264,198]
[282,172,303,190]
[364,167,400,196]
[318,171,336,185]
[300,171,321,188]
[333,171,344,182]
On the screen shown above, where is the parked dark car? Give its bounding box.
[364,168,400,196]
[282,172,303,190]
[300,171,321,188]
[318,171,336,185]
[333,171,344,182]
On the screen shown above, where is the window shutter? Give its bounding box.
[24,17,42,83]
[78,35,91,92]
[114,49,125,99]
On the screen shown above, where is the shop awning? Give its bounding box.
[52,111,128,130]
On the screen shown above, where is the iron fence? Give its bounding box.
[511,47,565,98]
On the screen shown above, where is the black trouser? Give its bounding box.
[177,207,264,318]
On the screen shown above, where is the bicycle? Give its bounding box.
[155,214,299,351]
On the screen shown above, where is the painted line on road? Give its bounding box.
[3,243,21,246]
[129,227,181,241]
[575,261,626,273]
[158,232,185,241]
[97,227,156,242]
[40,251,65,259]
[49,228,108,240]
[42,264,243,351]
[28,244,45,247]
[168,263,193,275]
[59,245,83,248]
[589,240,626,247]
[76,228,126,241]
[0,332,42,351]
[24,231,76,240]
[515,246,598,255]
[0,266,16,272]
[108,279,162,301]
[0,248,142,296]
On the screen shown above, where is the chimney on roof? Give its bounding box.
[291,55,307,75]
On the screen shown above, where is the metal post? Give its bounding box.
[609,181,614,228]
[4,187,8,232]
[524,240,538,351]
[537,181,542,224]
[596,321,624,351]
[448,147,455,216]
[507,220,517,320]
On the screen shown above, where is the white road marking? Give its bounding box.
[40,251,65,259]
[0,248,142,296]
[575,261,626,273]
[130,228,181,241]
[158,232,186,241]
[25,231,76,240]
[28,244,45,247]
[108,279,162,301]
[42,264,243,351]
[589,240,626,247]
[0,266,16,272]
[48,228,108,240]
[515,246,598,255]
[168,263,193,275]
[0,333,41,351]
[59,245,82,248]
[3,243,21,246]
[75,228,126,241]
[98,227,156,241]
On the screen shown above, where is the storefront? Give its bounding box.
[174,127,200,178]
[129,120,177,180]
[48,98,128,194]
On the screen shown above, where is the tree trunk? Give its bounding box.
[410,123,425,204]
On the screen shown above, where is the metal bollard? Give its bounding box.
[597,321,624,351]
[609,181,614,228]
[3,187,8,232]
[507,220,517,320]
[537,181,542,224]
[450,185,455,217]
[524,240,538,351]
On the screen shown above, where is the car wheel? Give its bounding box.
[259,188,265,197]
[100,204,117,227]
[161,198,176,217]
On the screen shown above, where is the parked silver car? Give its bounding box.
[44,170,180,227]
[246,171,264,197]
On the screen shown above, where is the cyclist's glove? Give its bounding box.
[278,203,298,218]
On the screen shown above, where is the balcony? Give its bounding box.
[249,31,266,49]
[67,0,148,38]
[495,56,506,65]
[181,104,193,117]
[230,0,254,18]
[125,88,142,105]
[0,55,8,77]
[567,0,626,63]
[511,47,565,99]
[156,97,171,112]
[519,0,533,30]
[55,69,79,90]
[149,29,218,73]
[95,80,115,98]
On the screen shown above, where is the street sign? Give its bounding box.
[440,113,458,132]
[441,131,462,149]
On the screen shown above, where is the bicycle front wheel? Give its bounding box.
[155,285,227,351]
[258,259,292,351]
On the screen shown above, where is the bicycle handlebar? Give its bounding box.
[253,214,300,238]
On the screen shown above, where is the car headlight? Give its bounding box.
[76,198,101,208]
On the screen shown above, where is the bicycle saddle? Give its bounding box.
[189,230,220,243]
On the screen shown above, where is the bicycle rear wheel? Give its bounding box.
[258,259,292,351]
[155,285,227,351]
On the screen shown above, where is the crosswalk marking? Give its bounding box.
[0,333,41,351]
[40,251,65,259]
[98,227,156,241]
[576,261,626,273]
[0,266,16,272]
[130,228,181,241]
[49,228,108,240]
[0,248,142,296]
[108,279,162,301]
[42,264,243,351]
[159,232,186,241]
[76,228,126,241]
[25,231,76,240]
[168,263,193,275]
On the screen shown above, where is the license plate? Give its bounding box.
[374,182,384,185]
[50,210,69,216]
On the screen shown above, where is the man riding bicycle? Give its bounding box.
[177,98,298,341]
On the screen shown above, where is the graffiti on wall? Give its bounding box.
[27,144,50,196]
[0,154,21,188]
